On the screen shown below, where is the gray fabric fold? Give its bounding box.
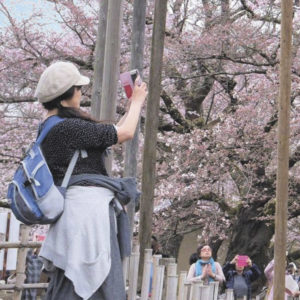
[68,173,140,207]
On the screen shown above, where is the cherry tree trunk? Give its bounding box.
[226,206,274,293]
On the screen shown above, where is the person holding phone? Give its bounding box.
[187,244,225,284]
[34,61,147,300]
[223,255,261,300]
[265,258,300,299]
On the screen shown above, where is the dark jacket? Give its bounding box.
[223,262,261,300]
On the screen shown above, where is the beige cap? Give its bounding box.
[34,61,90,103]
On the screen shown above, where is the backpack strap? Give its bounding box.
[36,116,87,188]
[61,150,80,188]
[61,150,88,188]
[36,116,65,145]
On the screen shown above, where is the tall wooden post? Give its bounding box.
[100,0,123,173]
[91,0,108,120]
[138,0,168,284]
[124,0,147,234]
[274,1,293,299]
[13,225,30,300]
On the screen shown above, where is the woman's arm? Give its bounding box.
[248,263,262,282]
[187,263,204,282]
[264,259,274,283]
[116,81,147,143]
[215,262,225,282]
[116,101,131,127]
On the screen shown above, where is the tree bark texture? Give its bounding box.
[138,0,168,285]
[274,1,293,299]
[100,0,123,173]
[226,206,274,293]
[124,0,147,237]
[91,0,108,120]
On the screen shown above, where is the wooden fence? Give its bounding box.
[0,223,296,300]
[0,225,47,300]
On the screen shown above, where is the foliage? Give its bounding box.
[2,0,300,267]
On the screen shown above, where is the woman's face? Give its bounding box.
[61,87,82,109]
[200,245,212,260]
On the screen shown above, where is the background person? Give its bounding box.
[21,249,43,300]
[189,252,198,266]
[223,255,261,300]
[187,244,225,284]
[265,258,300,299]
[287,262,299,281]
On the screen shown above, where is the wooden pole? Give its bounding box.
[100,0,123,173]
[274,1,293,299]
[177,271,187,300]
[191,282,202,300]
[128,244,140,300]
[225,289,234,300]
[165,263,178,300]
[151,254,162,300]
[183,281,192,300]
[0,242,42,249]
[91,0,108,120]
[1,213,10,280]
[13,224,30,300]
[140,249,152,300]
[138,0,168,284]
[124,0,147,239]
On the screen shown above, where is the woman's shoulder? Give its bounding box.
[51,117,113,132]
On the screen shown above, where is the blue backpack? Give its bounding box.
[7,116,79,225]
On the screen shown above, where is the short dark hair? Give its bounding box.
[196,244,212,257]
[189,253,198,265]
[151,235,158,242]
[42,86,81,110]
[42,85,98,122]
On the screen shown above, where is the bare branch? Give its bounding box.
[240,0,280,24]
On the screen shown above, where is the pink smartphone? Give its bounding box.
[237,255,248,267]
[120,69,140,99]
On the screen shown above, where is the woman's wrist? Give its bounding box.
[130,97,144,107]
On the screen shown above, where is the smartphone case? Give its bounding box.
[237,255,248,267]
[120,71,134,98]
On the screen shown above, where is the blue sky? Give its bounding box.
[0,0,60,30]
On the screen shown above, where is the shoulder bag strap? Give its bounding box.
[61,150,88,188]
[36,116,64,145]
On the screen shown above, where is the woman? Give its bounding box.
[223,255,261,300]
[34,61,147,300]
[265,259,300,300]
[187,244,225,283]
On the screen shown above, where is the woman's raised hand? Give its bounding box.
[131,77,148,105]
[231,255,238,264]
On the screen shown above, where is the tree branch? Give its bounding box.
[161,89,191,131]
[240,0,280,24]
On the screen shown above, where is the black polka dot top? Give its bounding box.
[41,117,118,184]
